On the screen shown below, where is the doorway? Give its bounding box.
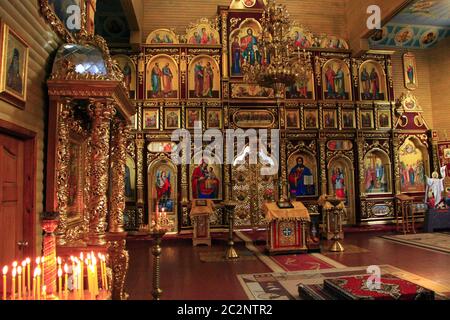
[0,120,36,267]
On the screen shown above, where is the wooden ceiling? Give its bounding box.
[142,0,348,42]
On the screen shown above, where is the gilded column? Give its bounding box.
[106,234,129,300]
[135,136,145,227]
[88,100,115,246]
[392,132,401,194]
[319,134,327,194]
[55,99,71,246]
[110,117,128,233]
[221,11,229,79]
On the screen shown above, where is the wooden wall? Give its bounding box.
[0,0,60,252]
[391,49,434,128]
[142,0,348,41]
[429,37,450,139]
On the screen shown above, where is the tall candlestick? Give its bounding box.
[80,254,84,294]
[26,258,31,297]
[17,266,22,300]
[58,268,62,297]
[11,268,16,300]
[2,266,7,300]
[36,267,41,300]
[41,256,45,285]
[21,261,26,297]
[32,274,36,300]
[64,264,69,298]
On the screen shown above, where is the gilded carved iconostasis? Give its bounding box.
[27,0,445,236]
[98,0,444,234]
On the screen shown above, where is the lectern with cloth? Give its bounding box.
[190,200,214,246]
[263,202,310,255]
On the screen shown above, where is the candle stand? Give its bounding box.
[222,201,239,260]
[150,229,167,300]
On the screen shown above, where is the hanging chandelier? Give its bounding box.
[242,0,313,100]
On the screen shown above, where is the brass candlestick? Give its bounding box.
[222,201,239,260]
[150,229,166,300]
[329,207,344,252]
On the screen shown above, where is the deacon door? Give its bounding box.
[0,133,25,266]
[232,160,276,229]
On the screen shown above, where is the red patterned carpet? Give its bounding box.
[235,230,343,272]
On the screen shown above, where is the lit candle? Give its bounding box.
[57,257,62,269]
[92,256,98,296]
[58,267,63,297]
[11,267,16,300]
[36,267,41,300]
[80,255,84,294]
[64,264,69,298]
[98,254,105,290]
[2,266,8,300]
[26,258,31,296]
[21,261,26,297]
[17,266,22,300]
[103,256,108,291]
[41,256,45,285]
[85,259,91,299]
[32,269,36,300]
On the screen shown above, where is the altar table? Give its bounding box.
[190,200,214,247]
[263,202,311,255]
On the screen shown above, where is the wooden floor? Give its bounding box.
[124,231,450,300]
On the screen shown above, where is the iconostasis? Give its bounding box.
[111,5,436,233]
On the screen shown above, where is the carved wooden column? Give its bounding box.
[87,100,115,246]
[318,133,328,195]
[392,132,401,195]
[110,117,128,233]
[106,233,129,300]
[135,136,145,228]
[55,99,72,246]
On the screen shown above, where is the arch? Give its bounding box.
[147,155,178,231]
[113,54,137,99]
[189,152,222,200]
[363,148,392,194]
[146,54,179,99]
[188,55,221,99]
[398,136,430,193]
[359,60,387,101]
[327,155,355,224]
[146,29,179,44]
[185,19,220,45]
[125,155,136,202]
[287,150,318,198]
[229,18,263,76]
[322,58,352,100]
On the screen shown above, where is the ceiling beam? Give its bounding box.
[345,0,413,56]
[120,0,143,50]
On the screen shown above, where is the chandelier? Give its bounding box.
[242,0,313,100]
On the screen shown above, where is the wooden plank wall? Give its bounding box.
[0,0,60,252]
[142,0,348,42]
[429,37,450,139]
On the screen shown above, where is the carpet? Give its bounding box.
[381,232,450,254]
[237,265,450,300]
[235,231,345,272]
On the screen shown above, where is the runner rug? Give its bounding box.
[381,232,450,254]
[235,231,345,272]
[237,264,450,300]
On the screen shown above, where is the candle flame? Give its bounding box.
[26,258,30,264]
[12,261,18,268]
[92,256,97,265]
[17,266,22,274]
[57,268,62,277]
[36,257,40,265]
[41,256,45,263]
[12,268,16,277]
[64,264,69,273]
[36,267,41,276]
[80,252,84,259]
[2,266,8,275]
[21,261,26,267]
[57,257,62,265]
